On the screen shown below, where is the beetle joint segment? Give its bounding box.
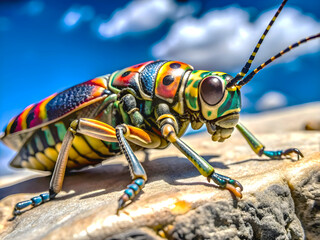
[161,123,177,143]
[69,120,79,135]
[258,147,265,156]
[157,115,179,133]
[116,124,128,136]
[127,107,139,115]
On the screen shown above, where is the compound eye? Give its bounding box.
[200,77,224,105]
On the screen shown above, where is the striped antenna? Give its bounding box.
[237,33,320,87]
[227,0,288,88]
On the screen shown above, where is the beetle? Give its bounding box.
[1,0,319,219]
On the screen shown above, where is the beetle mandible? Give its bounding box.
[1,0,319,219]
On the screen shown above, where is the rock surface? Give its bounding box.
[0,102,320,240]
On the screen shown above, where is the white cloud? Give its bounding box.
[152,6,320,72]
[61,5,95,30]
[256,91,288,111]
[97,0,199,39]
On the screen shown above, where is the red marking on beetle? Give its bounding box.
[88,78,108,89]
[15,104,35,132]
[131,61,153,69]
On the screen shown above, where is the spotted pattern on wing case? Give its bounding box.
[108,61,153,97]
[155,61,193,103]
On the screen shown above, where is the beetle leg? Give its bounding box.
[156,110,243,198]
[75,119,161,211]
[61,119,161,211]
[236,122,304,160]
[10,124,77,219]
[115,125,147,212]
[76,118,162,149]
[58,119,159,211]
[119,94,144,127]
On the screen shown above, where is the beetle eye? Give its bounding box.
[200,77,224,105]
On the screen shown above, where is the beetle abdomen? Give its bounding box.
[10,120,121,171]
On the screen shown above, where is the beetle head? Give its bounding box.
[185,70,241,142]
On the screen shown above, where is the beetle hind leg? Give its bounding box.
[10,126,76,220]
[10,193,51,220]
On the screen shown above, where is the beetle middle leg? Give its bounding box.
[115,125,147,212]
[236,122,304,160]
[72,119,162,211]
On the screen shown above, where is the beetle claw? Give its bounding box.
[282,148,304,160]
[226,183,243,199]
[209,172,243,199]
[234,179,243,191]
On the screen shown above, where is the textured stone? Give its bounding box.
[168,152,320,240]
[0,103,320,240]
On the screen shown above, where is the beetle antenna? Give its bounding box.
[227,0,288,88]
[237,33,320,87]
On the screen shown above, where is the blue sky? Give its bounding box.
[0,0,319,173]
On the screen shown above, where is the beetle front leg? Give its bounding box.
[236,122,303,160]
[155,108,243,198]
[161,122,243,198]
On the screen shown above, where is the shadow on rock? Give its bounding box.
[227,157,297,166]
[0,154,226,201]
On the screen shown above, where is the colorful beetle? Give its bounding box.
[1,0,319,219]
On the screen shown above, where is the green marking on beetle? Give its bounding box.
[189,97,198,109]
[119,102,130,124]
[186,93,198,110]
[144,101,153,115]
[27,143,34,155]
[207,111,212,117]
[217,90,241,117]
[43,128,55,146]
[192,80,201,88]
[34,135,44,151]
[111,142,120,151]
[55,122,67,141]
[200,72,210,78]
[187,80,193,87]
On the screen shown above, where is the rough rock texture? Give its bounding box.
[0,102,320,240]
[169,161,320,240]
